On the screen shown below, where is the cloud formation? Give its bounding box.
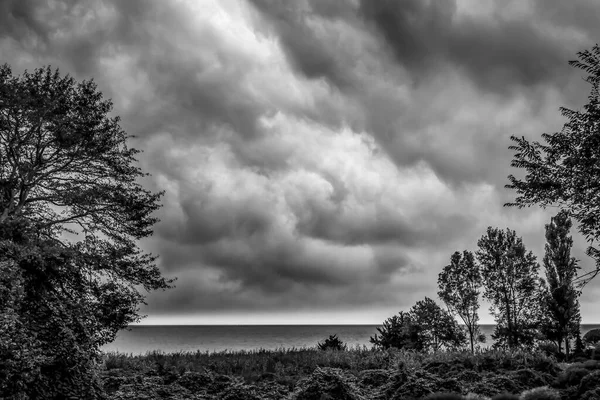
[2,0,600,323]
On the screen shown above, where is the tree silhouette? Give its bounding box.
[540,210,581,359]
[0,65,171,398]
[438,250,484,353]
[410,297,467,352]
[476,227,541,349]
[507,44,600,288]
[370,311,423,350]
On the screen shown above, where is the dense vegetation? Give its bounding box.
[0,65,170,398]
[98,347,600,399]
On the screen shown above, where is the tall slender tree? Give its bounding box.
[541,210,581,358]
[438,250,484,353]
[476,227,542,349]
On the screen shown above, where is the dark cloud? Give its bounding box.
[358,0,576,93]
[2,0,600,323]
[248,0,359,90]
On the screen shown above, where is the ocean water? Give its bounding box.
[101,324,600,355]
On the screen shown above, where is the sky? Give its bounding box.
[2,0,600,325]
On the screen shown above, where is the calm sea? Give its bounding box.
[101,324,600,355]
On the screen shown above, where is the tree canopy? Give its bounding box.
[0,64,170,398]
[410,297,467,352]
[476,227,542,349]
[438,250,484,353]
[506,44,600,287]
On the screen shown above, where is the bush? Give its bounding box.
[583,329,600,346]
[578,369,600,395]
[291,367,365,400]
[536,342,563,360]
[317,334,347,351]
[370,311,423,350]
[555,366,590,388]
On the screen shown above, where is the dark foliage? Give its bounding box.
[539,211,581,358]
[583,328,600,346]
[317,334,347,351]
[438,250,484,353]
[506,44,600,288]
[410,297,467,352]
[370,311,423,350]
[100,348,591,399]
[0,64,170,398]
[476,227,542,349]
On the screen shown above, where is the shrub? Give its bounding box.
[555,366,590,388]
[291,367,365,400]
[371,311,423,350]
[317,334,347,351]
[578,369,600,395]
[583,329,600,346]
[535,342,560,359]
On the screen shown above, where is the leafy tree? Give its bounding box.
[476,227,542,349]
[317,334,347,351]
[506,44,600,288]
[370,311,423,350]
[410,297,467,352]
[540,210,581,358]
[438,250,484,353]
[0,65,171,398]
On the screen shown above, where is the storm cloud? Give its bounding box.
[2,0,599,324]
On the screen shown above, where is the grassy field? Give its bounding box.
[98,346,600,399]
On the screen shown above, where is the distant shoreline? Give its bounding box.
[128,323,600,327]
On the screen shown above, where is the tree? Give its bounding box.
[438,250,484,353]
[506,44,600,288]
[370,311,423,350]
[317,334,347,351]
[540,210,581,358]
[476,227,542,349]
[410,297,467,352]
[0,65,171,398]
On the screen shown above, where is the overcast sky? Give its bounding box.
[2,0,600,325]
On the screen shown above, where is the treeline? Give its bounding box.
[370,210,584,359]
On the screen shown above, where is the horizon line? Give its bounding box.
[129,322,600,327]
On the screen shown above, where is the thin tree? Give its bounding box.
[506,44,600,288]
[476,227,541,349]
[542,210,581,358]
[438,250,483,353]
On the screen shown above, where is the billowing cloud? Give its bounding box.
[2,0,599,324]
